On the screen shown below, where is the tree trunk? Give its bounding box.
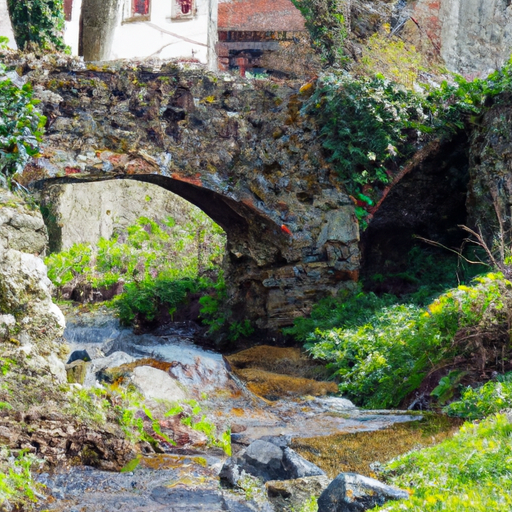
[207,0,218,71]
[79,0,121,61]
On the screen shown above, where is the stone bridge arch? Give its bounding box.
[24,62,360,330]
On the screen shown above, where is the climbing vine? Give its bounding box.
[0,54,46,190]
[290,0,348,67]
[6,0,66,51]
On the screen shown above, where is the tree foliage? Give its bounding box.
[6,0,66,51]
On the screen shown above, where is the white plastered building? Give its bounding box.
[65,0,210,63]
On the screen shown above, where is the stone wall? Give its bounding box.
[41,180,218,253]
[409,0,512,76]
[468,94,512,246]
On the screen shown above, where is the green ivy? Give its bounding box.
[6,0,66,51]
[0,66,46,190]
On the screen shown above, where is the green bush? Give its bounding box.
[0,62,46,190]
[303,273,512,408]
[445,374,512,420]
[376,414,512,511]
[0,451,43,508]
[6,0,66,51]
[115,274,202,325]
[45,214,225,290]
[46,214,226,326]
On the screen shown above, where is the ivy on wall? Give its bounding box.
[290,0,348,67]
[6,0,66,51]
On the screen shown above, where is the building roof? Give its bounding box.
[218,0,305,32]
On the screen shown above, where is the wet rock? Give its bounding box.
[266,475,331,512]
[222,440,325,484]
[130,366,187,402]
[150,487,259,511]
[282,447,326,479]
[317,472,409,512]
[243,440,285,481]
[86,350,135,387]
[67,349,92,363]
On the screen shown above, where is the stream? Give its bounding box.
[37,307,422,511]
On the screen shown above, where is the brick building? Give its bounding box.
[217,0,306,74]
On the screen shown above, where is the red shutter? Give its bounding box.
[64,0,73,21]
[178,0,192,15]
[133,0,150,15]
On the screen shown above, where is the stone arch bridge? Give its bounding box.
[20,60,474,330]
[22,62,360,330]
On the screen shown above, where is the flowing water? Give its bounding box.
[38,307,423,511]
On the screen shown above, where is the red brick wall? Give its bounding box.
[218,0,305,32]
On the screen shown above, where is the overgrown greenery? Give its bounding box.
[355,25,427,88]
[0,451,43,508]
[0,46,46,191]
[6,0,67,51]
[445,373,512,420]
[45,214,226,326]
[376,414,512,511]
[290,0,347,67]
[295,272,512,408]
[303,56,512,226]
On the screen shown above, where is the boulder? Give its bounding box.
[266,475,331,512]
[85,351,136,387]
[0,189,67,382]
[317,472,409,512]
[221,439,325,484]
[130,366,187,402]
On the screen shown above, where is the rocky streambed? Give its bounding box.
[32,306,435,512]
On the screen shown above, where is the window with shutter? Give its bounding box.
[171,0,194,19]
[133,0,150,15]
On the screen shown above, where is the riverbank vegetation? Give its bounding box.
[45,213,226,329]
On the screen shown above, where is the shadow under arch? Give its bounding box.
[360,133,472,295]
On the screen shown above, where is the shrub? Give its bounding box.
[303,273,512,408]
[46,214,227,327]
[115,274,202,325]
[445,373,512,420]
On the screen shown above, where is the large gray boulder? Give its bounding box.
[0,190,67,382]
[317,472,409,512]
[221,439,325,485]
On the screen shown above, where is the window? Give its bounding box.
[171,0,194,19]
[133,0,150,16]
